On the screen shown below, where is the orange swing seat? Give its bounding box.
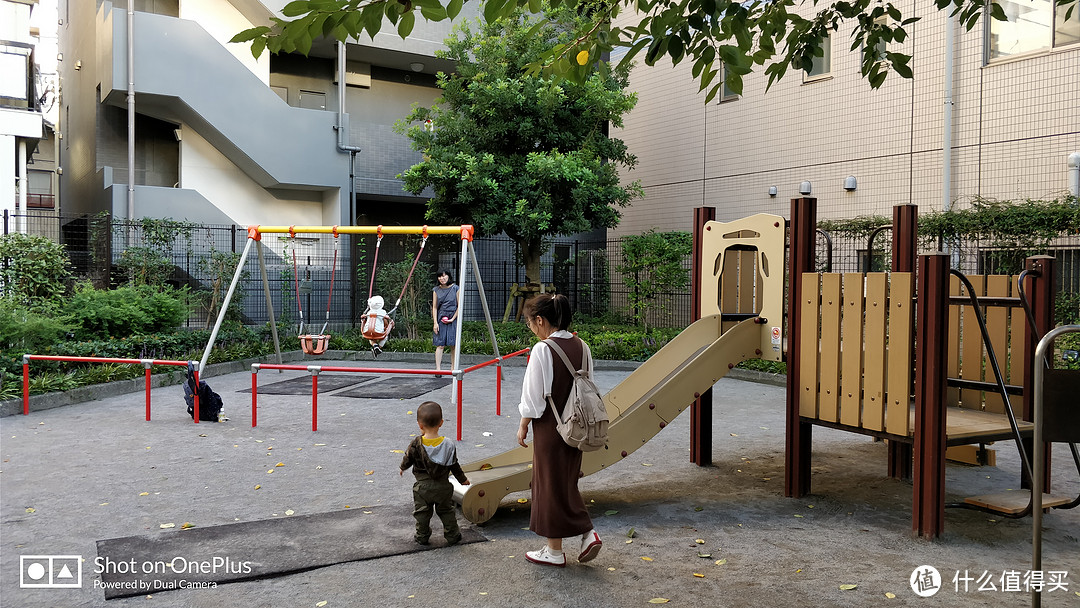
[299,334,331,355]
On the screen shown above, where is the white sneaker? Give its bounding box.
[578,529,602,563]
[525,546,565,567]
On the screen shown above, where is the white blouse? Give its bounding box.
[518,330,593,419]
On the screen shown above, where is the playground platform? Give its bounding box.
[1,356,1077,607]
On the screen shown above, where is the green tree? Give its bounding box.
[0,233,71,308]
[392,9,642,285]
[617,229,692,330]
[232,0,1070,101]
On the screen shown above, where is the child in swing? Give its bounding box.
[361,295,392,357]
[400,401,470,545]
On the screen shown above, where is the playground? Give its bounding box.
[3,207,1079,606]
[3,357,1077,607]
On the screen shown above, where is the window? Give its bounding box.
[718,64,739,102]
[988,0,1080,59]
[803,34,832,80]
[298,90,326,111]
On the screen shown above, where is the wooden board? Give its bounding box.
[983,275,1010,414]
[818,274,842,423]
[839,273,865,427]
[863,273,888,432]
[959,275,986,409]
[963,491,1071,515]
[800,273,821,418]
[886,273,914,436]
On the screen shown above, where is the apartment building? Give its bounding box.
[1,0,51,233]
[613,0,1080,233]
[57,0,471,229]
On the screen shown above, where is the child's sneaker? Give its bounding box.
[578,529,602,563]
[372,345,382,357]
[525,546,565,567]
[414,534,430,545]
[445,533,462,546]
[217,411,229,423]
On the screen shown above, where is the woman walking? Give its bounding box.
[516,294,602,567]
[431,269,459,371]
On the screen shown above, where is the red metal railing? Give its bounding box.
[251,348,533,438]
[22,355,199,421]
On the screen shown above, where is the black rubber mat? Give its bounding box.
[336,377,452,399]
[95,507,485,599]
[238,374,377,394]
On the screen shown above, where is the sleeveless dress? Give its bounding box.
[529,336,594,538]
[433,284,459,347]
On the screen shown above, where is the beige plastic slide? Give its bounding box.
[452,314,762,524]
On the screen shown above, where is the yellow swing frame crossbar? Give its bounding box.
[249,225,474,239]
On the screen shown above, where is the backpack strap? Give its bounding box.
[542,338,587,376]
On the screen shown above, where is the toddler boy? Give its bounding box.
[400,401,470,545]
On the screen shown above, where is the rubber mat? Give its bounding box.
[95,507,485,599]
[335,376,452,400]
[238,374,378,394]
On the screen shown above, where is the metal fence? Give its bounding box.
[5,210,1075,331]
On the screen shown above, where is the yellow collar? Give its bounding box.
[421,436,444,447]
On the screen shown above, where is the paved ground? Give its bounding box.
[1,356,1078,607]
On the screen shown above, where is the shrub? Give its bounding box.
[0,233,71,308]
[64,283,189,340]
[0,305,72,354]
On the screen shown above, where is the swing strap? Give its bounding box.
[367,226,383,300]
[290,228,305,336]
[388,228,429,316]
[320,229,339,335]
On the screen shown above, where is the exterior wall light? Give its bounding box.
[799,180,812,195]
[843,176,857,191]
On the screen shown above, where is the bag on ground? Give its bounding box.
[184,363,224,422]
[543,339,609,452]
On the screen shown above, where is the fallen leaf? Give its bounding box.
[641,463,653,467]
[626,540,634,544]
[276,462,284,467]
[314,443,326,446]
[885,592,896,599]
[297,448,302,451]
[139,492,149,496]
[267,470,274,474]
[25,507,35,513]
[285,510,294,516]
[796,569,802,573]
[794,514,804,518]
[840,584,858,591]
[698,553,712,558]
[406,411,413,415]
[715,559,727,565]
[391,450,404,454]
[198,434,207,437]
[100,502,109,506]
[344,505,350,508]
[482,432,493,437]
[695,539,705,544]
[316,602,327,607]
[254,485,261,490]
[627,527,636,538]
[605,510,618,516]
[160,523,175,529]
[364,470,375,476]
[641,556,653,562]
[693,573,705,578]
[255,440,263,443]
[694,506,704,511]
[474,444,484,447]
[648,599,669,604]
[316,466,323,470]
[181,522,195,529]
[479,592,488,596]
[267,446,273,450]
[807,504,814,509]
[480,464,493,471]
[517,498,529,504]
[730,433,738,437]
[607,567,616,572]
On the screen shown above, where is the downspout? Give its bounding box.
[943,12,954,213]
[17,140,27,234]
[1069,152,1080,201]
[126,1,135,242]
[336,42,362,223]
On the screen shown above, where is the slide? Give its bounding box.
[452,314,763,523]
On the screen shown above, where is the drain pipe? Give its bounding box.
[943,12,954,213]
[127,1,135,235]
[1069,152,1080,201]
[336,42,362,224]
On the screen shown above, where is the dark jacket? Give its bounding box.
[400,436,468,484]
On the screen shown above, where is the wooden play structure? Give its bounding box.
[776,199,1079,538]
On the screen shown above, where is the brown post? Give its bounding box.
[1022,255,1056,490]
[888,204,918,480]
[913,253,950,538]
[690,206,716,466]
[785,197,815,497]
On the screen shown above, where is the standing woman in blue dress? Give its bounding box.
[431,269,459,371]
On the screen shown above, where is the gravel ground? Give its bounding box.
[1,357,1078,607]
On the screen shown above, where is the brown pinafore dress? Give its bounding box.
[529,336,594,538]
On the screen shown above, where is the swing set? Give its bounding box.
[358,227,430,348]
[199,224,505,410]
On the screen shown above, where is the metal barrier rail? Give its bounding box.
[21,355,199,422]
[251,347,534,437]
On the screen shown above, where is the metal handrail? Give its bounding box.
[1032,324,1080,608]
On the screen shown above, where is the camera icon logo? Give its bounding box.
[20,555,82,588]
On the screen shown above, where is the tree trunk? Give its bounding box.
[520,239,543,286]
